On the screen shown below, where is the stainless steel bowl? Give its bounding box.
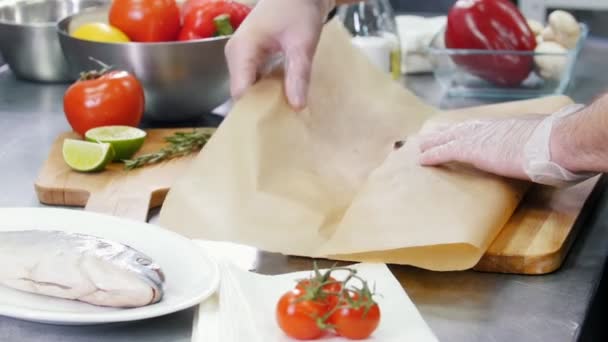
[57,6,231,122]
[0,0,106,82]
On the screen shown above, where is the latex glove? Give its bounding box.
[225,0,335,110]
[418,115,543,181]
[418,104,595,187]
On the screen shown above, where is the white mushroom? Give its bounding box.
[541,10,580,49]
[534,41,568,81]
[541,26,555,41]
[536,35,544,45]
[527,19,544,36]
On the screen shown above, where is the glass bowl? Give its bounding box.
[427,24,588,99]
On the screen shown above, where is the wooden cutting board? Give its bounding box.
[474,176,604,274]
[35,128,214,222]
[34,129,604,275]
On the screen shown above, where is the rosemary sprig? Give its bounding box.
[123,129,213,170]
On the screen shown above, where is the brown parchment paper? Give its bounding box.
[159,20,573,271]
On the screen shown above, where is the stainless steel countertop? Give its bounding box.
[1,38,608,342]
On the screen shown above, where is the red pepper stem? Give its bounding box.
[214,14,234,36]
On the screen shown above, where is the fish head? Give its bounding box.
[122,246,166,289]
[91,238,166,303]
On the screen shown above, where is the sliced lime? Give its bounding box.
[62,139,114,172]
[85,126,147,161]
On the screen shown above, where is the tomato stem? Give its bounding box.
[89,57,112,71]
[295,263,382,332]
[78,57,114,81]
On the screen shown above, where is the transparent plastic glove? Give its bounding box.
[225,0,335,110]
[419,104,595,187]
[418,115,544,180]
[522,104,596,186]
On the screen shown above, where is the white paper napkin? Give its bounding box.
[192,241,437,342]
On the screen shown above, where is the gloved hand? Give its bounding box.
[418,104,595,186]
[418,115,544,180]
[225,0,335,110]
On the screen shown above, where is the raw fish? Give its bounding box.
[0,230,164,308]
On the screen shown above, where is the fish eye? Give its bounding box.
[137,257,152,266]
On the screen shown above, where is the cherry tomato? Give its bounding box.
[296,276,342,310]
[64,71,144,136]
[329,293,381,340]
[296,276,341,293]
[178,1,251,40]
[109,0,181,42]
[276,288,328,340]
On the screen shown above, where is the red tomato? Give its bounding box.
[276,288,329,340]
[329,293,381,340]
[296,276,342,310]
[109,0,181,42]
[178,1,251,40]
[63,71,144,136]
[445,0,536,87]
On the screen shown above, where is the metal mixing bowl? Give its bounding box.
[57,6,231,122]
[0,0,106,82]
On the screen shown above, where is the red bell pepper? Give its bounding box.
[178,0,251,41]
[445,0,537,87]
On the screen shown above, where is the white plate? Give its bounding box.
[0,207,219,325]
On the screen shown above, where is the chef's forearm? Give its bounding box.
[551,93,608,173]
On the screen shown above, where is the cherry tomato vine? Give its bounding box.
[276,263,381,340]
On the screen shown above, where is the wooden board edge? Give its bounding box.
[34,182,91,207]
[473,175,607,275]
[150,188,171,209]
[474,251,563,274]
[34,173,175,209]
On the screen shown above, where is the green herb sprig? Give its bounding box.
[123,129,213,170]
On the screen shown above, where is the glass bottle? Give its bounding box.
[338,0,401,80]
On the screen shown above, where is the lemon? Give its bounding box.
[85,126,147,161]
[63,139,114,172]
[71,23,130,43]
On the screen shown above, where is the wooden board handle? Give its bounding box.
[85,191,152,222]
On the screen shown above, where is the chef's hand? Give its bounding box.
[418,116,545,181]
[225,0,335,110]
[418,104,599,186]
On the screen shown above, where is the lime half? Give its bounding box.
[85,126,147,161]
[63,139,114,172]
